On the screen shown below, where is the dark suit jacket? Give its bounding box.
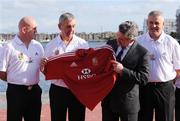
[102,39,150,114]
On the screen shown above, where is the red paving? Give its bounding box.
[0,103,176,121]
[0,103,101,121]
[0,109,5,121]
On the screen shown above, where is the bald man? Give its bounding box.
[0,16,44,121]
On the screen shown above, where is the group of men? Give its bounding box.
[0,10,179,121]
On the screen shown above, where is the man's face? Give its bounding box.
[59,19,76,40]
[25,22,37,40]
[147,15,164,40]
[116,32,131,48]
[25,25,37,40]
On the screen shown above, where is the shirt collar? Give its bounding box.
[14,35,24,45]
[56,34,62,44]
[14,34,34,46]
[146,31,165,43]
[124,40,134,49]
[58,33,75,44]
[128,40,134,47]
[118,40,134,51]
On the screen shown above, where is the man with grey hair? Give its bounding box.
[40,12,89,121]
[101,21,150,121]
[138,10,180,121]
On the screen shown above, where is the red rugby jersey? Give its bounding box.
[44,45,117,110]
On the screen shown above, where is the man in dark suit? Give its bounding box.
[101,21,150,121]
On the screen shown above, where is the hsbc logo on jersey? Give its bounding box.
[78,68,96,80]
[81,68,91,75]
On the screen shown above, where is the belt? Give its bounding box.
[8,83,38,91]
[147,81,172,86]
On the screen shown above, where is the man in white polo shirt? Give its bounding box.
[41,12,89,121]
[0,16,44,121]
[138,10,180,121]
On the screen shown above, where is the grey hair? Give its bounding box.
[148,10,164,22]
[148,10,164,18]
[59,12,75,23]
[119,21,139,40]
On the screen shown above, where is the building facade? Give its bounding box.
[0,32,116,42]
[176,7,180,39]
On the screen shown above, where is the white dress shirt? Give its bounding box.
[0,44,3,57]
[116,41,134,61]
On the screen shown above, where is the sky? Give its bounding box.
[0,0,180,34]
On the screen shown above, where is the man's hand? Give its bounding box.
[176,69,180,78]
[173,69,180,84]
[0,71,7,81]
[40,58,48,73]
[111,60,124,74]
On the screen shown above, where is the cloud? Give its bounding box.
[14,0,57,8]
[0,0,180,33]
[37,18,58,33]
[150,0,178,2]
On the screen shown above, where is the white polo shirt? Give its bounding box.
[0,44,3,67]
[138,32,180,82]
[0,35,44,85]
[44,34,89,88]
[0,44,3,57]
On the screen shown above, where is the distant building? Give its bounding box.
[176,7,180,39]
[0,33,15,41]
[164,19,176,34]
[0,32,116,42]
[0,31,144,42]
[36,33,58,42]
[143,19,176,35]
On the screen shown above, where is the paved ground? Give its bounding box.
[0,92,175,121]
[0,104,102,121]
[0,92,101,121]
